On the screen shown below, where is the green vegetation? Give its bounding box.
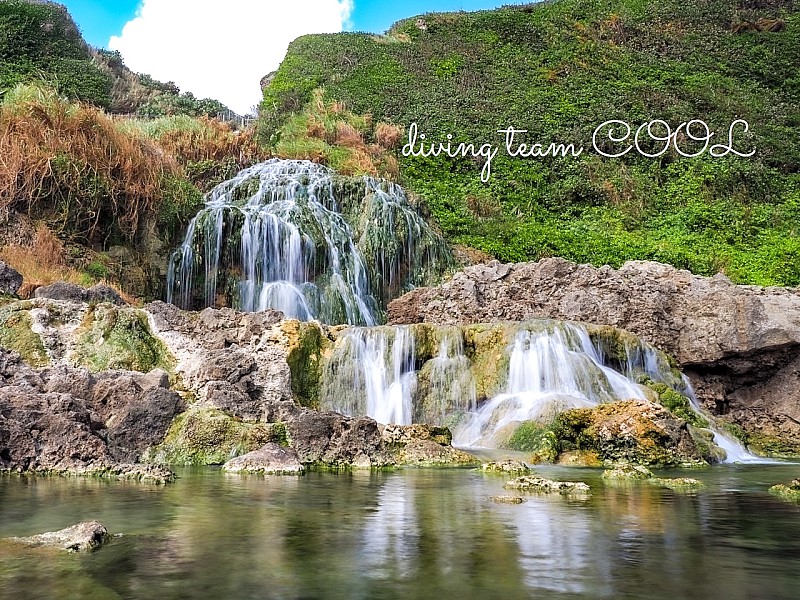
[0,0,110,106]
[143,407,287,466]
[0,304,49,367]
[72,305,175,373]
[505,420,559,462]
[260,0,800,285]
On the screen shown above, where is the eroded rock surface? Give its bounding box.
[9,521,111,553]
[223,443,304,475]
[389,258,800,453]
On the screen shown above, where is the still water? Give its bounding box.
[1,465,799,600]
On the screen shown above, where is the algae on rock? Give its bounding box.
[72,304,175,374]
[143,407,287,466]
[0,304,49,367]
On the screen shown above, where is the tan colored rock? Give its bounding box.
[9,521,110,553]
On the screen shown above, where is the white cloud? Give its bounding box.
[109,0,352,114]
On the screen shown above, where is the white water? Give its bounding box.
[427,329,477,423]
[681,378,775,464]
[453,323,651,447]
[166,159,452,325]
[322,327,417,425]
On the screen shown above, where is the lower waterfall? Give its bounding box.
[318,320,763,463]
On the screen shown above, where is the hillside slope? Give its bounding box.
[260,0,800,286]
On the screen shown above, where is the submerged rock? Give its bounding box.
[602,464,655,480]
[223,443,304,475]
[9,521,110,553]
[481,460,531,475]
[504,476,590,495]
[769,479,800,502]
[491,495,525,504]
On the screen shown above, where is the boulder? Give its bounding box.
[9,521,111,553]
[481,460,531,475]
[0,262,23,295]
[388,258,800,453]
[34,282,125,305]
[223,443,304,475]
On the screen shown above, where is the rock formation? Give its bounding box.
[389,258,800,454]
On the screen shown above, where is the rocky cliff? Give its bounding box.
[388,258,800,455]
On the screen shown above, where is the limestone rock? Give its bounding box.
[388,258,800,452]
[769,479,800,502]
[481,460,531,475]
[602,464,655,480]
[9,521,111,553]
[0,261,23,295]
[34,282,125,305]
[555,400,705,467]
[491,495,524,504]
[223,443,304,475]
[653,477,705,491]
[504,476,590,494]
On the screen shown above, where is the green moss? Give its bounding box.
[284,320,329,409]
[505,421,559,463]
[647,382,708,428]
[143,407,287,466]
[769,480,800,502]
[0,306,49,367]
[72,305,175,374]
[653,477,705,491]
[743,432,800,457]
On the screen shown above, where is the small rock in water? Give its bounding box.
[491,495,525,504]
[223,443,304,475]
[602,464,654,480]
[481,460,530,475]
[504,476,590,495]
[9,521,111,553]
[769,479,800,502]
[653,477,705,491]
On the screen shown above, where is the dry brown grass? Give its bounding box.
[375,122,403,150]
[0,85,180,241]
[152,117,267,165]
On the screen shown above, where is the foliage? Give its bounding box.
[260,0,800,285]
[0,0,111,106]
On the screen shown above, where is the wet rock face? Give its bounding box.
[0,350,183,472]
[388,258,800,452]
[0,262,23,295]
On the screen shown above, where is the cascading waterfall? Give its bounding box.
[166,159,453,325]
[426,329,477,424]
[453,323,651,447]
[321,327,418,426]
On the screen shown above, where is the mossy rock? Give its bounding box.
[284,319,331,409]
[744,433,800,458]
[688,425,727,464]
[481,460,530,475]
[646,382,708,428]
[463,323,511,400]
[143,407,288,466]
[504,420,559,463]
[72,304,175,374]
[653,477,705,491]
[602,464,654,480]
[769,480,800,502]
[0,305,49,367]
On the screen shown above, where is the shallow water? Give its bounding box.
[1,464,799,600]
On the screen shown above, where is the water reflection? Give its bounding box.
[1,467,800,600]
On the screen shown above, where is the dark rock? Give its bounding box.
[286,410,387,467]
[0,261,23,295]
[34,282,124,305]
[9,521,111,553]
[223,442,304,474]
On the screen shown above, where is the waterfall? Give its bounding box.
[321,327,417,425]
[166,159,453,325]
[426,328,477,424]
[453,323,650,447]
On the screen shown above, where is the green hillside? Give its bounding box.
[260,0,800,286]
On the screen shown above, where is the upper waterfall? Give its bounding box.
[166,159,453,325]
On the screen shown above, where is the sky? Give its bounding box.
[60,0,521,114]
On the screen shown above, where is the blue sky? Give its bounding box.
[59,1,523,114]
[63,0,516,47]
